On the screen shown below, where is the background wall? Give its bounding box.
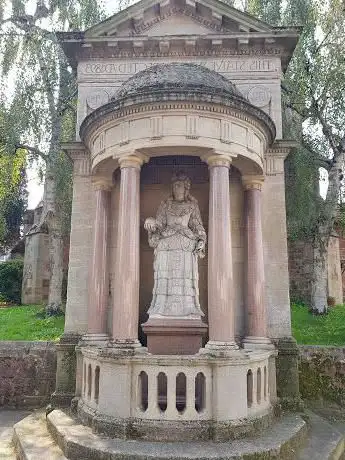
[0,342,56,407]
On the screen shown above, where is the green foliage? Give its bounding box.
[285,147,322,240]
[0,259,23,304]
[0,304,64,340]
[246,0,345,245]
[291,303,345,345]
[0,107,28,251]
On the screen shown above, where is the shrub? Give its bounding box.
[0,259,24,304]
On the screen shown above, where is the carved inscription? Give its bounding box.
[80,58,278,77]
[134,6,224,34]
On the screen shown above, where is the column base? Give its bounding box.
[108,339,146,355]
[142,317,208,355]
[82,333,110,345]
[200,340,239,357]
[242,336,275,350]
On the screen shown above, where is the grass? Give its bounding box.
[291,303,345,346]
[0,302,344,345]
[0,305,65,341]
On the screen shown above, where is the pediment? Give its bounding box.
[85,0,273,39]
[146,14,214,36]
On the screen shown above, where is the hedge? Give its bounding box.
[0,259,23,304]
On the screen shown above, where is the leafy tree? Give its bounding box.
[243,0,345,313]
[0,0,105,313]
[0,107,27,253]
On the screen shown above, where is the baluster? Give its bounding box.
[166,369,177,418]
[185,373,196,417]
[147,371,158,418]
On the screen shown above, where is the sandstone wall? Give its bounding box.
[288,237,343,306]
[288,240,313,305]
[0,342,56,408]
[299,345,345,406]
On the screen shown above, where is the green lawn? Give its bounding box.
[291,303,345,346]
[0,305,65,341]
[0,302,344,345]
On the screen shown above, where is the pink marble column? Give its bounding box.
[112,155,144,346]
[85,179,112,343]
[206,155,237,350]
[242,176,271,347]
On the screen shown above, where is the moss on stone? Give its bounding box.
[299,348,345,407]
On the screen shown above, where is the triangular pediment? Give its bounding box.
[85,0,273,38]
[146,14,215,36]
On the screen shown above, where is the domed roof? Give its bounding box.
[114,63,245,100]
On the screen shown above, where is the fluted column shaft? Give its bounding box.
[87,180,111,338]
[243,176,268,343]
[112,155,144,343]
[207,155,237,347]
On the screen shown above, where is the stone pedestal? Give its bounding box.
[51,333,80,407]
[142,318,208,355]
[274,337,302,410]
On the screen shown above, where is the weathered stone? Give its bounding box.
[51,334,80,408]
[275,337,303,410]
[46,408,308,460]
[299,346,345,407]
[0,342,56,408]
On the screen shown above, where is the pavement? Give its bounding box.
[0,409,31,459]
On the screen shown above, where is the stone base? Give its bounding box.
[44,408,309,459]
[274,336,303,410]
[53,333,81,408]
[79,346,275,442]
[77,398,274,442]
[242,336,275,350]
[142,317,208,355]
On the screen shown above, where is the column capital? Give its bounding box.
[92,177,113,192]
[118,153,148,170]
[204,154,232,168]
[242,175,265,191]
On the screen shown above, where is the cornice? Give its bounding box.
[77,45,284,60]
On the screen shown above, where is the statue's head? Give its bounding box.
[171,172,191,202]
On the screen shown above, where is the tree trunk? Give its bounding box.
[47,223,64,312]
[310,236,328,314]
[40,162,64,315]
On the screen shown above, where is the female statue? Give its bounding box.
[144,173,206,318]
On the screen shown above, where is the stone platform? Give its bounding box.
[47,409,307,459]
[9,408,345,459]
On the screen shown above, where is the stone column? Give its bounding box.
[242,176,271,348]
[53,142,93,407]
[84,179,112,344]
[206,154,237,350]
[112,154,144,347]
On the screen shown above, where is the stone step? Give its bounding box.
[297,410,345,460]
[13,410,67,460]
[47,409,307,460]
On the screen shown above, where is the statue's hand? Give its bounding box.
[195,239,205,258]
[144,217,157,232]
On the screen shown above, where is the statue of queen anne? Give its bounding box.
[144,173,206,318]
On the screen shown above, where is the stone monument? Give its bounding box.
[46,1,303,456]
